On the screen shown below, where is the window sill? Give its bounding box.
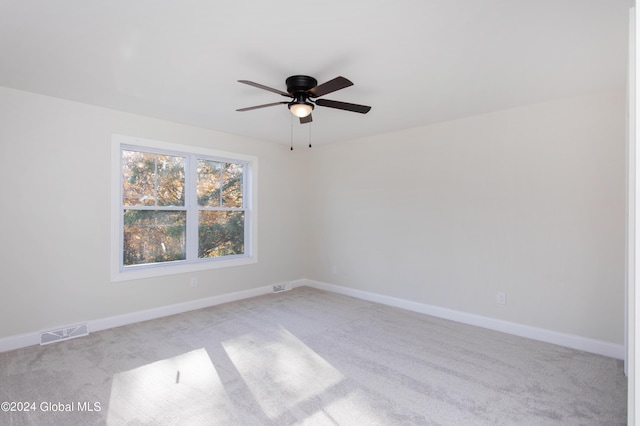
[111,256,258,282]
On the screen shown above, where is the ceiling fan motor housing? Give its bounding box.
[286,76,316,117]
[285,75,318,95]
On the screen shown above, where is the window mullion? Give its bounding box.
[185,154,199,261]
[154,155,158,207]
[219,165,223,208]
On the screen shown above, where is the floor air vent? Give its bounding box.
[272,282,292,293]
[40,324,89,345]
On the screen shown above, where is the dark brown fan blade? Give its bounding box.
[236,101,288,112]
[238,80,291,97]
[300,114,312,124]
[315,98,371,114]
[308,76,353,97]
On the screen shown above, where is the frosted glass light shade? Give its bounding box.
[289,103,313,118]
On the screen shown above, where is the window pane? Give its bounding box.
[122,150,156,206]
[222,163,243,208]
[123,210,186,266]
[197,160,221,207]
[122,150,184,207]
[156,154,185,206]
[198,211,245,258]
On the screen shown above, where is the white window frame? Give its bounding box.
[111,134,258,282]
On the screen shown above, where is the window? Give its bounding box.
[111,135,258,281]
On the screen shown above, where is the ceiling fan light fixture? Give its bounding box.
[288,100,314,118]
[237,75,371,123]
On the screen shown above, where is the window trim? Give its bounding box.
[111,134,258,282]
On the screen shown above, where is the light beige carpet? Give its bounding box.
[0,286,627,425]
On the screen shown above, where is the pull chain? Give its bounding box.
[290,116,313,150]
[290,114,294,151]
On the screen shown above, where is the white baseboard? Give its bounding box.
[299,279,625,360]
[1,278,623,360]
[0,283,287,353]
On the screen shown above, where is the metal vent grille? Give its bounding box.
[40,324,89,345]
[272,282,292,293]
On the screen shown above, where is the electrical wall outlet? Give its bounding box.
[190,277,198,288]
[497,292,506,305]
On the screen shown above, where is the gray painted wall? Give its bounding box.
[306,90,626,344]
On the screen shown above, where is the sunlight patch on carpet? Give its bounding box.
[107,348,237,424]
[222,326,345,420]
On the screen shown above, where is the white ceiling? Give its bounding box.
[0,0,632,146]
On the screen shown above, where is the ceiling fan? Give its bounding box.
[236,75,371,124]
